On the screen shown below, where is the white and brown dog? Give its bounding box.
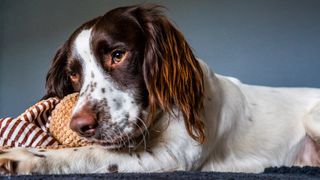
[1,5,320,174]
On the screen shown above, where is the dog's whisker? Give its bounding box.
[131,120,147,151]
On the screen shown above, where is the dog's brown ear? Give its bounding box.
[42,44,74,99]
[43,17,101,100]
[136,6,205,143]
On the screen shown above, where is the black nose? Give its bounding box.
[70,109,97,138]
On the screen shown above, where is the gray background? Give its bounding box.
[1,0,320,117]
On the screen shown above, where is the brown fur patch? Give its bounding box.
[141,6,205,143]
[107,164,118,173]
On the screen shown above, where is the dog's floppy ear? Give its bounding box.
[136,6,205,143]
[42,44,74,99]
[42,17,101,100]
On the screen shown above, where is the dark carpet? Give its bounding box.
[1,166,320,179]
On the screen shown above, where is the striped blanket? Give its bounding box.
[0,98,61,148]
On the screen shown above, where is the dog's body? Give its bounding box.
[200,63,320,172]
[1,5,320,174]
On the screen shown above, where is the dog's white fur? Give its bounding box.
[73,29,141,136]
[1,59,320,174]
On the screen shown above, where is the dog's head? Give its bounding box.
[45,5,205,148]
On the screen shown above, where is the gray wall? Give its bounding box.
[1,0,320,117]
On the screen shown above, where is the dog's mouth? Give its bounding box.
[78,111,161,150]
[87,129,148,150]
[80,117,150,150]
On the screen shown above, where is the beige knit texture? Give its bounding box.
[49,93,92,147]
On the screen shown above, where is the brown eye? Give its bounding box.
[69,72,79,82]
[111,50,126,64]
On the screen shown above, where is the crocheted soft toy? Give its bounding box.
[49,93,91,147]
[0,93,91,149]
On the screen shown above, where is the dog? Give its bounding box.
[1,4,320,175]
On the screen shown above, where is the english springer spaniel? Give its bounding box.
[1,4,320,174]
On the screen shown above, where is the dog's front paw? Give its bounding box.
[0,148,45,175]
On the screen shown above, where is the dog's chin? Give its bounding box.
[81,113,154,150]
[91,140,131,150]
[87,130,148,150]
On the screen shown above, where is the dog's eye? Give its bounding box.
[69,72,79,82]
[111,50,126,64]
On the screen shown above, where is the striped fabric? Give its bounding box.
[0,97,61,148]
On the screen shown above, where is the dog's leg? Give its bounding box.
[304,102,320,143]
[295,102,320,166]
[0,142,195,175]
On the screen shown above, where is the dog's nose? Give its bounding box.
[70,108,97,138]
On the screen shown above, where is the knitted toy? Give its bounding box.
[49,93,91,147]
[0,93,91,149]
